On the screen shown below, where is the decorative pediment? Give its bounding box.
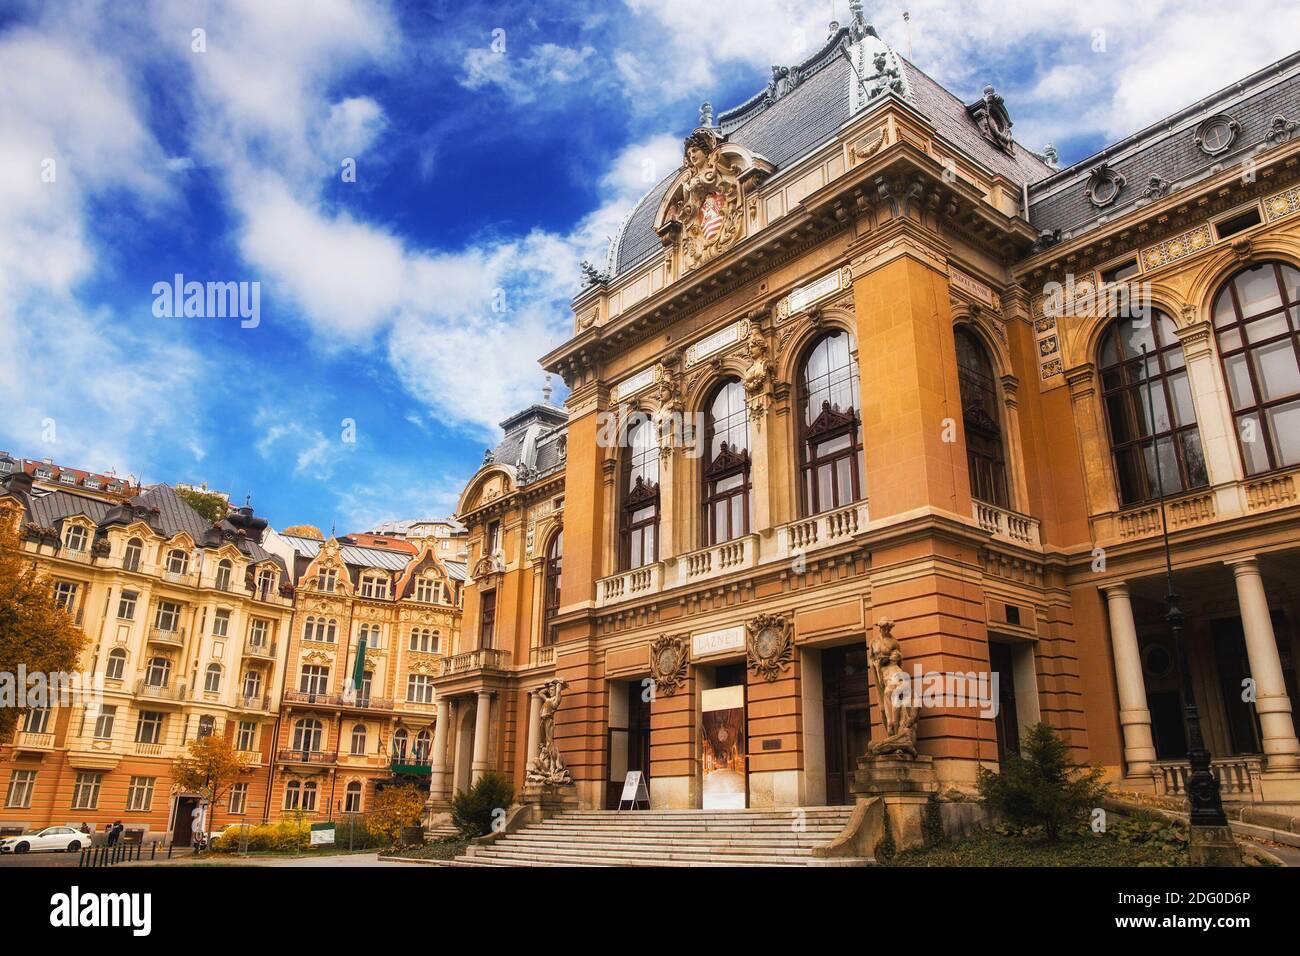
[624,475,660,507]
[705,442,750,478]
[655,128,773,274]
[805,400,859,441]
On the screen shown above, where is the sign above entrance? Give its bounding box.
[692,625,745,659]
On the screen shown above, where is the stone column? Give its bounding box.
[429,696,451,799]
[471,690,493,783]
[1226,558,1300,771]
[525,688,543,771]
[1101,583,1156,776]
[1177,319,1243,488]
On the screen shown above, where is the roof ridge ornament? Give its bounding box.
[699,100,713,128]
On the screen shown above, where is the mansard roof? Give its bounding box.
[1028,50,1300,240]
[605,17,1051,280]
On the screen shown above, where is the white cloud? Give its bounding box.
[460,42,598,104]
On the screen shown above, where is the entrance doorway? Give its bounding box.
[700,662,747,809]
[171,795,200,845]
[606,680,651,808]
[822,645,871,805]
[452,704,476,795]
[988,642,1022,764]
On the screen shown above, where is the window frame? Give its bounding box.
[797,330,865,517]
[701,379,752,546]
[955,326,1011,508]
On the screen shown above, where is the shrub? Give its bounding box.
[451,772,516,839]
[978,722,1107,842]
[874,803,896,862]
[922,793,944,847]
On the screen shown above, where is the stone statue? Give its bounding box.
[866,620,919,757]
[526,679,573,786]
[740,327,772,421]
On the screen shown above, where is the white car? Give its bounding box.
[0,826,90,854]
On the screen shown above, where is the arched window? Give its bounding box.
[105,648,127,681]
[165,549,189,575]
[344,781,362,813]
[1213,260,1300,473]
[123,538,143,572]
[197,714,216,738]
[256,567,275,600]
[955,327,1010,508]
[702,380,751,544]
[215,559,233,591]
[145,657,170,687]
[414,729,432,763]
[1099,311,1208,505]
[543,531,562,646]
[284,780,302,810]
[798,331,864,515]
[292,718,322,753]
[204,663,222,693]
[620,416,660,569]
[392,728,408,760]
[350,723,367,755]
[302,780,319,811]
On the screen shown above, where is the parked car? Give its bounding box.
[0,826,89,854]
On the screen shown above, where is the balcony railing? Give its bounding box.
[776,501,868,558]
[595,564,661,608]
[1152,756,1263,801]
[439,648,511,676]
[242,640,277,660]
[530,645,557,668]
[276,749,336,765]
[148,626,185,647]
[673,534,757,588]
[281,690,394,710]
[238,695,272,712]
[13,731,55,751]
[237,750,264,767]
[972,500,1042,548]
[133,741,164,756]
[134,680,188,701]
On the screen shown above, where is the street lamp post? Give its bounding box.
[1141,343,1240,864]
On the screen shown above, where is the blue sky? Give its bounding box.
[2,0,1296,533]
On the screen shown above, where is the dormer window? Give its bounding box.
[413,576,438,603]
[318,569,337,593]
[35,467,51,479]
[59,472,76,485]
[1195,114,1240,156]
[107,481,121,492]
[257,568,276,600]
[84,478,100,490]
[360,574,389,599]
[214,559,233,590]
[64,525,88,553]
[166,549,189,575]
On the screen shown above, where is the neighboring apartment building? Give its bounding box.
[440,11,1300,810]
[368,517,470,561]
[268,533,465,819]
[0,451,138,502]
[0,473,294,841]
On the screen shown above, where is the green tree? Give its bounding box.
[0,514,87,739]
[978,721,1108,842]
[176,487,229,524]
[451,772,516,839]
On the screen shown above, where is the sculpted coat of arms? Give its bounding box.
[649,634,689,697]
[669,128,745,273]
[746,612,793,681]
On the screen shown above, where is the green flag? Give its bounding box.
[349,633,367,702]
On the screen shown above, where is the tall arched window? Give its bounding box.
[344,781,362,813]
[1213,261,1300,473]
[291,718,322,753]
[543,530,562,646]
[106,648,127,681]
[204,663,222,693]
[414,728,432,762]
[392,728,408,760]
[350,723,367,755]
[215,559,233,590]
[123,538,142,572]
[955,327,1010,507]
[621,416,660,569]
[798,330,864,515]
[702,379,751,544]
[1099,311,1208,505]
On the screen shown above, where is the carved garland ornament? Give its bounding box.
[745,613,793,681]
[649,634,689,696]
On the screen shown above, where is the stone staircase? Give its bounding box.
[447,806,872,867]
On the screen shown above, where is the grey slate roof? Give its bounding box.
[608,27,1051,278]
[281,533,412,572]
[444,560,467,582]
[1028,50,1300,238]
[26,491,113,527]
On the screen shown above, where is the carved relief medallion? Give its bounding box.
[649,634,689,697]
[746,613,793,681]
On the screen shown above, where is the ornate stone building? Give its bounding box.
[0,474,294,841]
[269,533,465,819]
[446,10,1300,810]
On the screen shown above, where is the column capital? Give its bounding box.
[1224,555,1262,574]
[1099,580,1131,597]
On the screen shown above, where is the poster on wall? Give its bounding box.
[701,685,747,809]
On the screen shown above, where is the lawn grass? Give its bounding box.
[886,827,1189,866]
[382,836,471,862]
